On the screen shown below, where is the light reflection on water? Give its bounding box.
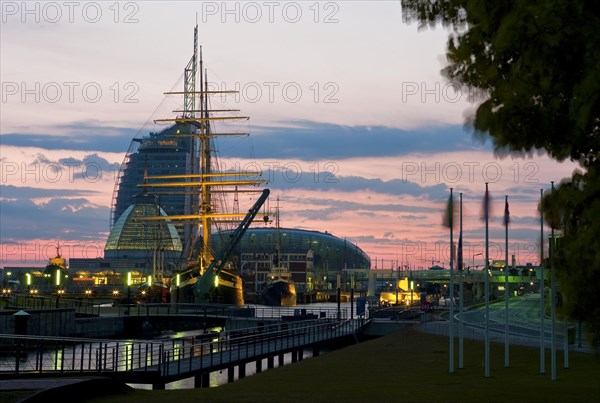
[128,302,355,390]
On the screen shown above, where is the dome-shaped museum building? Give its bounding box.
[212,227,371,293]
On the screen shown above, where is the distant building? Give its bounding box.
[70,191,184,285]
[105,193,182,261]
[212,227,371,292]
[111,123,197,249]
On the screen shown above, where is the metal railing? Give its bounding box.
[2,295,365,320]
[0,318,366,380]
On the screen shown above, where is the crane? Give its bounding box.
[193,189,270,302]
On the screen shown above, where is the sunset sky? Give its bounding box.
[0,1,580,268]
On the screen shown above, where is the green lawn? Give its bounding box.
[80,327,600,403]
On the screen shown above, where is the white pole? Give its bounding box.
[449,188,454,373]
[484,183,490,378]
[540,188,545,374]
[459,192,464,369]
[550,182,557,380]
[504,195,510,367]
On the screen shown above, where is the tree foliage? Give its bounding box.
[402,0,600,345]
[542,168,600,346]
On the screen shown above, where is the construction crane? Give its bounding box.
[193,189,270,302]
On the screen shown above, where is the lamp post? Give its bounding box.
[55,269,61,308]
[25,273,31,294]
[85,289,93,304]
[127,272,132,303]
[56,288,65,308]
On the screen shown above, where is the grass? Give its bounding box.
[76,326,600,403]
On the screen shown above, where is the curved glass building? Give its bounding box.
[111,123,198,250]
[212,227,371,292]
[105,194,183,261]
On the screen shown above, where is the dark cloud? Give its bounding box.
[57,154,121,181]
[264,169,449,200]
[3,120,487,160]
[0,196,109,242]
[2,152,121,184]
[1,121,139,152]
[222,120,488,159]
[0,185,99,199]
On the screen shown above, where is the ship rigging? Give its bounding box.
[137,25,269,304]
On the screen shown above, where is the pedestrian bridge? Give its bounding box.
[0,317,368,389]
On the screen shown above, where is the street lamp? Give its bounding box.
[56,288,65,308]
[127,272,132,304]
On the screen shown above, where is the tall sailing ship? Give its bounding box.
[139,25,268,305]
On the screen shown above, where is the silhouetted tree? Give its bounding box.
[402,0,600,345]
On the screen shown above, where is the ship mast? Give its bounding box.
[200,66,211,273]
[139,25,268,278]
[182,25,198,261]
[276,196,281,274]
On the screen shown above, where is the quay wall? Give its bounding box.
[0,309,125,338]
[0,308,76,337]
[0,309,222,338]
[74,316,125,338]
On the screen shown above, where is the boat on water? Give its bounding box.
[261,267,297,307]
[260,198,297,307]
[138,25,268,305]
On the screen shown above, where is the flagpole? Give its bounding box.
[484,183,490,378]
[449,188,454,373]
[504,195,510,367]
[540,188,545,374]
[459,192,464,369]
[550,181,557,380]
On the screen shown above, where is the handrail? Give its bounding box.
[0,318,367,381]
[2,296,366,321]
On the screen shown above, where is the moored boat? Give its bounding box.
[261,271,297,307]
[260,198,297,307]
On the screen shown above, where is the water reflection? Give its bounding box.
[126,302,357,390]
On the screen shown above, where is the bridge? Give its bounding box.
[0,317,368,389]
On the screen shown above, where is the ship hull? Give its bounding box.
[261,280,297,307]
[171,270,244,306]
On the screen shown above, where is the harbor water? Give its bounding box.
[129,301,358,390]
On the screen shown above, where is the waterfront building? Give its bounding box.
[69,191,183,287]
[212,227,371,294]
[111,123,198,249]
